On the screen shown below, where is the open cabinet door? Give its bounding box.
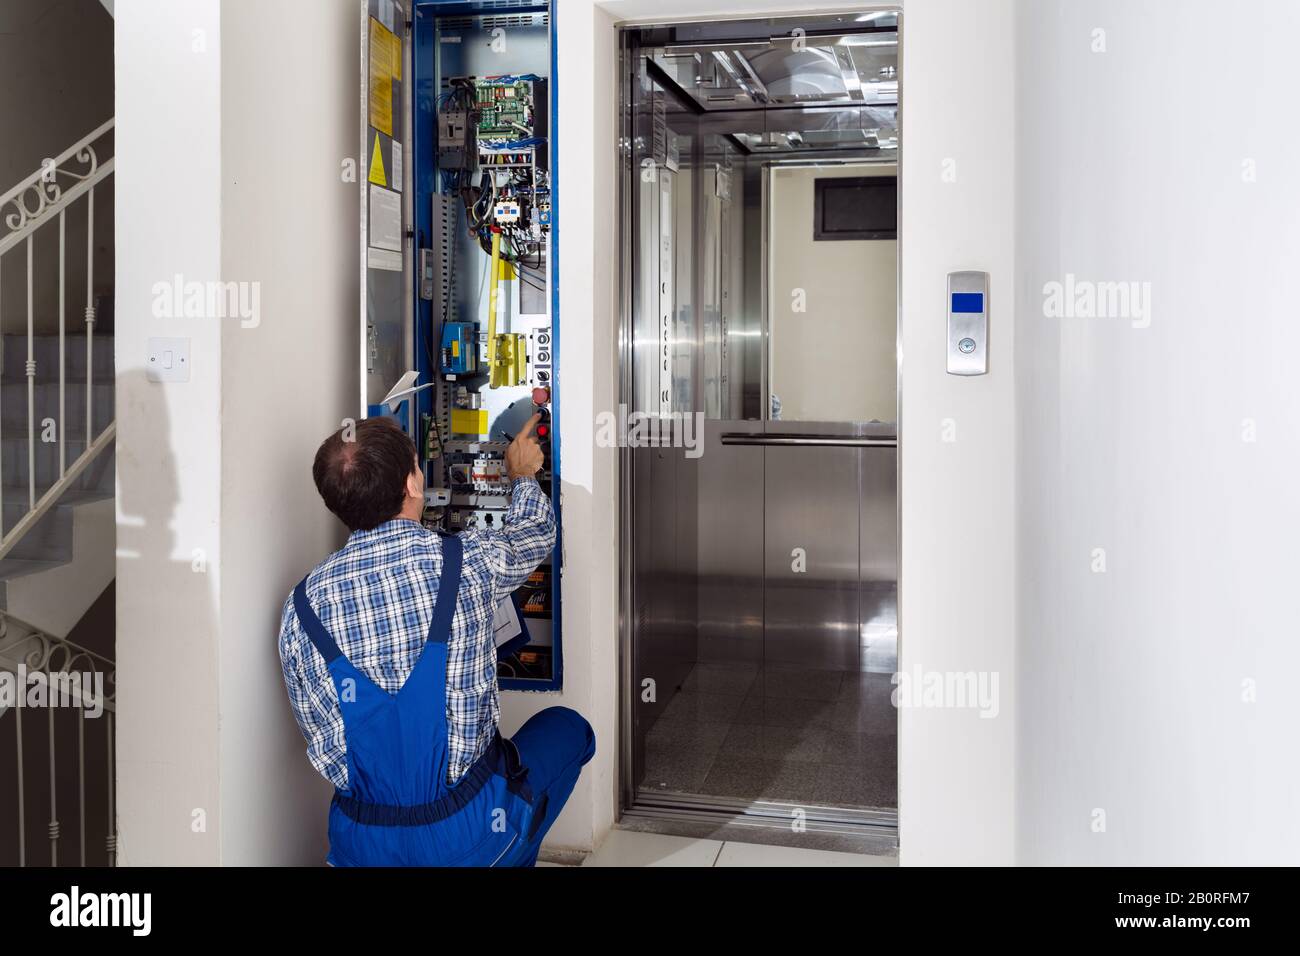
[360,0,413,420]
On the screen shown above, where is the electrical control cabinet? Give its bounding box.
[361,0,562,690]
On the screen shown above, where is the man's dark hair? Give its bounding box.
[313,417,417,532]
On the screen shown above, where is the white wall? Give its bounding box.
[1013,0,1300,864]
[115,0,357,865]
[769,164,897,423]
[114,0,224,866]
[216,0,358,866]
[896,0,1018,865]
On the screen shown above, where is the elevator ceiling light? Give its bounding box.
[651,29,897,111]
[838,37,897,47]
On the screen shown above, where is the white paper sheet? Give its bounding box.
[368,183,401,252]
[492,596,523,649]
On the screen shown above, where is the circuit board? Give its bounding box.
[474,80,535,139]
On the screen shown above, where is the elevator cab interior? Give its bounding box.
[619,11,901,850]
[361,0,562,690]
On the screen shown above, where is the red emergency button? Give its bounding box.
[537,424,549,438]
[532,386,551,406]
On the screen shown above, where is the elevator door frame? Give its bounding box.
[616,6,905,843]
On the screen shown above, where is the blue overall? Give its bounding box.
[292,535,594,867]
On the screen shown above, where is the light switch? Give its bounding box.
[147,337,190,383]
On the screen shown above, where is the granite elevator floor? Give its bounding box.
[639,660,898,810]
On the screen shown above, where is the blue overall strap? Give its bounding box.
[292,578,342,665]
[426,534,462,645]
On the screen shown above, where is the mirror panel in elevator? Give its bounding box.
[620,11,900,840]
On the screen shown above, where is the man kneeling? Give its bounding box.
[278,415,594,866]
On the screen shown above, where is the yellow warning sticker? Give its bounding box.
[368,17,396,137]
[368,135,387,187]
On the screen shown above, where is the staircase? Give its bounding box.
[0,333,116,866]
[0,333,114,585]
[0,118,117,866]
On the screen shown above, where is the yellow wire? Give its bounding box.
[487,230,501,384]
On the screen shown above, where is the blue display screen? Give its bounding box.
[951,292,985,314]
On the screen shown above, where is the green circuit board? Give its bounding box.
[475,80,534,140]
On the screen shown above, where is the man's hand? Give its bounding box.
[506,413,544,481]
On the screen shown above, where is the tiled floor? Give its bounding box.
[641,659,898,809]
[568,829,897,867]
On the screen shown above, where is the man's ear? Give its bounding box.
[407,468,423,500]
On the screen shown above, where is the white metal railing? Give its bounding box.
[0,608,116,867]
[0,119,115,562]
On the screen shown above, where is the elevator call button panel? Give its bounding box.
[947,271,989,376]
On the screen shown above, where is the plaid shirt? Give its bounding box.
[278,477,555,788]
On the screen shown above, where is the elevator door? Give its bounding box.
[621,14,901,831]
[698,421,898,815]
[763,441,862,671]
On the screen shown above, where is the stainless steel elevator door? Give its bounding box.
[698,420,764,667]
[687,423,898,814]
[859,437,899,675]
[620,15,901,830]
[763,443,862,670]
